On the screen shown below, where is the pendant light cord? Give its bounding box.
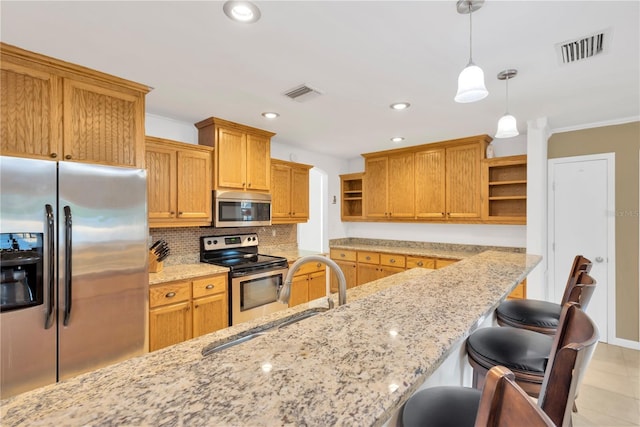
[468,2,473,64]
[505,76,510,114]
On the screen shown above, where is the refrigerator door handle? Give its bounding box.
[45,204,55,329]
[63,205,72,326]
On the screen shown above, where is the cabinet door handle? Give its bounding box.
[441,212,445,217]
[178,212,183,216]
[248,183,251,187]
[50,153,58,158]
[417,261,424,267]
[194,304,199,309]
[165,292,176,298]
[170,211,175,215]
[65,154,72,160]
[206,284,214,289]
[242,182,246,187]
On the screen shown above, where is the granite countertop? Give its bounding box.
[1,251,541,426]
[260,246,326,263]
[329,238,524,260]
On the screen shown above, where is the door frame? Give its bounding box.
[547,152,616,344]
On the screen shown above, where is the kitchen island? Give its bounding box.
[1,251,540,426]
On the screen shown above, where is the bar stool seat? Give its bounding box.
[466,327,553,393]
[496,299,562,330]
[401,386,481,427]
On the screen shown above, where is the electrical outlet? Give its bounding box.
[272,229,276,237]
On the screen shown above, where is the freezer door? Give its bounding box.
[0,156,57,399]
[58,162,148,381]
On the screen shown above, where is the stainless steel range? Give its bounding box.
[200,233,289,326]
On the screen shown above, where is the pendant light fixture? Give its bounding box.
[495,69,519,138]
[454,0,488,103]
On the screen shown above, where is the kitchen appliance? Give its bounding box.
[214,190,271,227]
[0,156,148,399]
[200,233,288,325]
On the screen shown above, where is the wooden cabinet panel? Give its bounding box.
[308,271,327,301]
[176,149,211,220]
[340,173,364,220]
[149,301,191,352]
[196,117,274,192]
[379,265,405,278]
[415,148,446,219]
[388,152,415,218]
[289,274,309,307]
[192,275,227,299]
[330,249,357,262]
[330,259,357,292]
[216,126,246,190]
[357,263,380,286]
[192,293,227,338]
[357,251,380,265]
[271,162,292,219]
[406,256,436,269]
[482,155,527,224]
[246,134,270,191]
[290,167,310,219]
[445,143,482,219]
[364,156,388,218]
[271,159,311,223]
[0,61,61,160]
[149,281,191,308]
[146,144,176,220]
[63,78,143,167]
[435,258,459,269]
[507,279,527,300]
[1,43,148,167]
[146,137,212,227]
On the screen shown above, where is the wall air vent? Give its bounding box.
[283,84,323,102]
[555,29,610,65]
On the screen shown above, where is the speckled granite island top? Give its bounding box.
[149,263,229,285]
[1,251,540,427]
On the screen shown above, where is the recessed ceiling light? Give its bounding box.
[391,137,405,143]
[261,112,279,119]
[390,102,411,110]
[223,1,261,23]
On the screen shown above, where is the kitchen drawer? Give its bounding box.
[380,253,405,268]
[406,256,435,269]
[357,251,380,265]
[330,249,357,262]
[149,281,191,308]
[290,260,326,276]
[435,258,459,269]
[192,274,227,299]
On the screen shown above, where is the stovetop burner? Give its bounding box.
[200,233,288,274]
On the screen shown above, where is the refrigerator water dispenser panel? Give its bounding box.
[0,233,43,312]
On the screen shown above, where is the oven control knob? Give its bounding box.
[207,240,212,245]
[252,237,256,241]
[213,240,218,245]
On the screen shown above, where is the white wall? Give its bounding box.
[146,113,198,144]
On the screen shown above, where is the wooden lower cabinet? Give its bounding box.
[357,251,405,285]
[507,279,527,300]
[149,273,228,352]
[435,258,458,269]
[406,256,436,269]
[288,261,327,307]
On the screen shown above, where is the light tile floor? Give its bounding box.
[574,342,640,426]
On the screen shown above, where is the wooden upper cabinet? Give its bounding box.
[271,158,312,224]
[0,61,61,160]
[146,136,213,227]
[445,142,483,219]
[195,117,274,192]
[0,42,149,168]
[364,152,414,219]
[364,156,388,218]
[415,148,446,219]
[63,79,144,167]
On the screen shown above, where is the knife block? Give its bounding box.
[149,250,163,273]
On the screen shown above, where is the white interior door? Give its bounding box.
[548,153,615,343]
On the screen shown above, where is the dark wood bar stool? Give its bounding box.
[496,255,592,335]
[396,303,598,427]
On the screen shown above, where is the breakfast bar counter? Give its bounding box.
[1,251,540,426]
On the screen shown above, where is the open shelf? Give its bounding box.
[482,155,527,224]
[340,172,364,220]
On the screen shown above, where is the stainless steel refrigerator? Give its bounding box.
[0,156,148,399]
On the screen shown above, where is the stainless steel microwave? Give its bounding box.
[214,190,271,227]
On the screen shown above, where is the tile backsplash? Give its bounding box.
[149,224,297,265]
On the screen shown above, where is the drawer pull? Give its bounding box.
[390,259,395,263]
[165,292,176,298]
[340,253,345,258]
[206,284,214,289]
[316,263,321,268]
[366,256,371,260]
[417,261,424,267]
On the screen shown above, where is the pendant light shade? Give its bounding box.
[495,69,519,139]
[455,0,487,103]
[455,63,488,103]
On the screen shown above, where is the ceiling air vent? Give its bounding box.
[283,84,322,102]
[555,29,610,65]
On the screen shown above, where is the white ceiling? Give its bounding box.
[1,1,638,159]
